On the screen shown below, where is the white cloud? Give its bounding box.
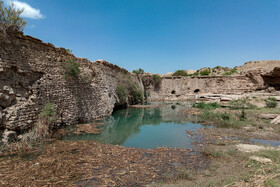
[6,0,45,19]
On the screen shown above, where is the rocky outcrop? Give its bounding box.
[0,25,143,132]
[262,67,280,90]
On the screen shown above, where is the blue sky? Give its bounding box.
[8,0,280,73]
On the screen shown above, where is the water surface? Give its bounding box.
[64,103,208,149]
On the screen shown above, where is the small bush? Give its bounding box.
[229,97,255,110]
[201,147,224,158]
[61,60,80,77]
[193,72,199,76]
[200,69,210,76]
[173,70,188,77]
[265,97,278,108]
[66,49,73,54]
[220,112,230,121]
[132,68,144,75]
[128,82,143,104]
[116,84,128,104]
[239,109,246,121]
[0,1,27,30]
[193,102,220,110]
[27,102,56,144]
[40,102,56,121]
[152,74,162,90]
[223,68,237,76]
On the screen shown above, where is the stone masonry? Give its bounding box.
[0,25,143,131]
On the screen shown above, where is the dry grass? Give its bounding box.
[0,140,208,186]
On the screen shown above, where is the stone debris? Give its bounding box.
[1,130,17,143]
[249,156,272,164]
[271,115,280,125]
[236,144,276,153]
[260,114,279,119]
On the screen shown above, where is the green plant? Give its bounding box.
[132,68,144,75]
[61,60,80,77]
[229,97,255,110]
[128,82,143,104]
[265,97,278,108]
[193,102,220,110]
[201,146,223,158]
[152,74,162,90]
[116,84,128,104]
[223,68,237,76]
[40,102,56,121]
[66,49,73,54]
[173,70,188,76]
[0,0,27,30]
[240,109,246,121]
[200,69,210,76]
[221,112,230,121]
[163,169,194,182]
[193,71,199,76]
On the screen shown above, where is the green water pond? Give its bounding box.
[64,103,209,149]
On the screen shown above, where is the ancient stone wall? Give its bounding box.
[144,74,267,101]
[0,26,143,131]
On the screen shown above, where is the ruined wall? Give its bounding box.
[144,74,267,101]
[0,26,143,131]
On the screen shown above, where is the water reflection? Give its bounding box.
[64,104,207,149]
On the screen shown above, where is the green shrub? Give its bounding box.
[220,112,230,121]
[193,72,199,76]
[40,102,56,120]
[173,70,188,77]
[229,97,255,110]
[265,97,278,108]
[200,70,210,76]
[66,49,73,54]
[61,60,80,77]
[116,84,128,104]
[132,68,144,75]
[223,68,237,76]
[152,74,162,90]
[128,82,143,104]
[0,0,27,30]
[239,109,246,121]
[193,102,220,110]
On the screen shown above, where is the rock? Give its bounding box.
[0,86,16,108]
[2,130,17,143]
[271,115,280,125]
[243,125,255,131]
[236,144,274,153]
[249,156,272,164]
[260,114,279,119]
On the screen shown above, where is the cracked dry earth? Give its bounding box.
[0,140,209,186]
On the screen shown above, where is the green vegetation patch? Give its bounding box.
[265,97,278,108]
[193,102,220,110]
[40,102,56,121]
[173,70,189,77]
[200,69,210,76]
[132,68,144,75]
[116,84,128,105]
[229,97,256,110]
[0,0,27,30]
[61,60,80,77]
